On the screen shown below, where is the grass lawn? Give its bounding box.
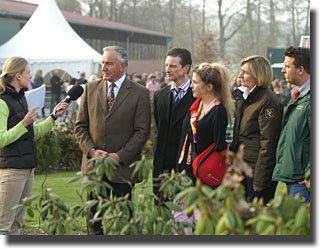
[24,171,86,232]
[24,171,286,234]
[24,170,154,234]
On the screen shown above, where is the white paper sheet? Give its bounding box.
[24,84,46,111]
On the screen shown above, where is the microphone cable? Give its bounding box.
[38,128,54,230]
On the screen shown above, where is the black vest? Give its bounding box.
[0,85,37,169]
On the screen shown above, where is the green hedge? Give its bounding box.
[35,112,82,173]
[16,154,310,235]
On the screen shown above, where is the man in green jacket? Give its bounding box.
[272,46,310,203]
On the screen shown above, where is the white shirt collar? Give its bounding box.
[107,74,126,88]
[298,79,310,95]
[238,85,257,100]
[170,79,190,91]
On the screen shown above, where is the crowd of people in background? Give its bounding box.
[24,70,97,119]
[29,62,295,121]
[232,74,293,108]
[127,71,170,93]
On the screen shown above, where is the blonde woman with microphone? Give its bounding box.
[0,56,68,235]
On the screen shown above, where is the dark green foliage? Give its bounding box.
[35,112,82,173]
[54,114,83,171]
[18,152,310,235]
[35,132,61,172]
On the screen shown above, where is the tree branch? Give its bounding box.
[223,6,246,30]
[224,16,247,42]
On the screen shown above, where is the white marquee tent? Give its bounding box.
[0,0,102,79]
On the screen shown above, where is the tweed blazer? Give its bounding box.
[74,77,151,184]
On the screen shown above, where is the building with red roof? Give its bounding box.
[0,0,171,74]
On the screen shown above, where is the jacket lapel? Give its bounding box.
[288,85,310,105]
[301,84,310,98]
[97,79,108,116]
[173,87,195,123]
[161,85,172,123]
[107,78,131,118]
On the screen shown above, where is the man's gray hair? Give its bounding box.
[103,46,128,66]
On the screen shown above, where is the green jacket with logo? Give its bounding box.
[272,85,310,183]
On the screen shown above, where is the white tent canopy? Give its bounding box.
[272,63,284,69]
[0,0,102,79]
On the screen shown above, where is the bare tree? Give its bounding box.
[216,0,247,60]
[157,0,168,33]
[169,0,177,37]
[56,0,82,14]
[291,0,296,45]
[246,0,254,52]
[84,0,96,17]
[109,0,115,20]
[202,0,206,34]
[269,0,276,45]
[131,0,138,26]
[189,0,195,55]
[117,0,128,22]
[255,0,261,54]
[304,0,310,35]
[194,33,219,63]
[76,0,310,63]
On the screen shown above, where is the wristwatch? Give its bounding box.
[50,113,57,121]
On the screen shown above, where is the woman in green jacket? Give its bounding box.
[0,56,68,234]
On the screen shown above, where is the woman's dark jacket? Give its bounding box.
[177,103,228,183]
[32,76,43,89]
[0,84,37,169]
[230,86,283,189]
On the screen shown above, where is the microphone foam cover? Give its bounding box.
[67,85,84,101]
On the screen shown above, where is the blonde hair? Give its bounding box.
[148,73,156,80]
[0,56,28,94]
[193,62,234,123]
[35,69,43,78]
[240,55,272,88]
[88,74,97,82]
